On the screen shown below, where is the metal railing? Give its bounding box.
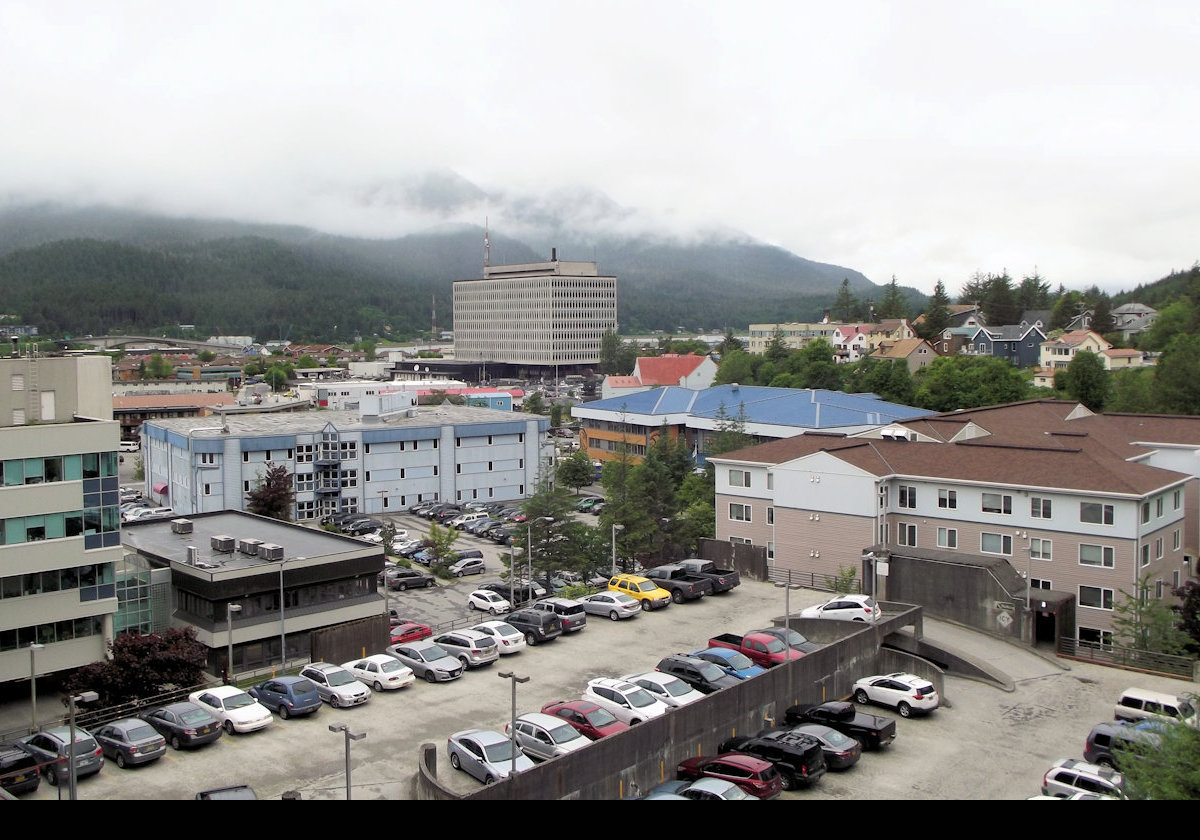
[1058,637,1195,680]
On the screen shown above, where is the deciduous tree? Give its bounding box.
[245,462,294,521]
[1064,349,1110,411]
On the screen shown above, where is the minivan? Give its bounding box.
[1113,687,1198,726]
[533,597,588,632]
[119,440,140,453]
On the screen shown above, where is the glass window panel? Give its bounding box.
[63,455,82,480]
[43,513,65,539]
[5,518,25,544]
[25,516,45,542]
[43,456,63,483]
[101,451,118,476]
[82,453,99,479]
[39,570,60,593]
[73,617,92,637]
[102,507,120,532]
[65,513,83,537]
[23,458,44,484]
[3,460,23,486]
[36,624,55,645]
[79,565,97,587]
[2,576,22,598]
[83,508,101,534]
[56,620,75,641]
[60,567,78,589]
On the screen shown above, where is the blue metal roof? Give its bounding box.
[586,385,931,429]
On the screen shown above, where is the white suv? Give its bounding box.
[1041,758,1124,798]
[580,678,670,725]
[800,594,881,623]
[852,673,939,717]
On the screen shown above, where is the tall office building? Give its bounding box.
[453,256,618,368]
[0,355,122,686]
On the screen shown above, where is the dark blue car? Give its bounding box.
[248,676,323,719]
[689,647,767,681]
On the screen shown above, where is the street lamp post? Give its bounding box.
[225,603,242,684]
[610,523,624,575]
[498,670,529,780]
[278,558,288,668]
[328,723,366,800]
[67,690,98,801]
[29,642,44,732]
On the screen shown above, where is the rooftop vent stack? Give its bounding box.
[170,518,194,535]
[211,535,235,553]
[186,546,199,566]
[258,543,285,562]
[236,537,264,555]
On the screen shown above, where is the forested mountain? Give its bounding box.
[0,201,882,340]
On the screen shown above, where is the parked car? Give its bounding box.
[532,597,588,632]
[387,567,436,591]
[675,777,755,800]
[480,580,545,604]
[607,574,672,611]
[448,557,487,577]
[575,496,602,512]
[298,662,372,708]
[788,724,862,771]
[342,654,417,691]
[578,591,642,621]
[123,506,174,522]
[1113,686,1198,726]
[655,654,741,695]
[581,678,670,725]
[188,686,274,734]
[140,702,223,750]
[676,753,783,799]
[471,620,528,655]
[505,608,563,646]
[505,712,592,761]
[689,647,767,681]
[93,718,167,769]
[248,676,323,719]
[196,784,258,800]
[852,672,940,717]
[717,730,827,790]
[621,671,706,708]
[389,618,433,645]
[17,726,104,786]
[708,632,803,668]
[1041,758,1125,798]
[783,701,896,750]
[433,629,500,669]
[0,742,40,795]
[800,594,881,623]
[447,729,535,784]
[386,640,465,683]
[1084,720,1162,769]
[540,700,631,741]
[752,625,822,654]
[468,589,512,615]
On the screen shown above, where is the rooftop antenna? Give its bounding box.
[431,293,437,340]
[484,216,490,269]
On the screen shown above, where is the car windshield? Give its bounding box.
[636,581,659,593]
[661,678,690,697]
[125,724,158,741]
[1177,701,1196,719]
[763,638,787,654]
[482,739,518,762]
[696,662,725,681]
[325,670,356,687]
[548,723,579,744]
[726,652,754,670]
[223,692,255,710]
[380,659,405,673]
[626,687,657,708]
[584,707,619,727]
[180,709,212,725]
[817,727,854,748]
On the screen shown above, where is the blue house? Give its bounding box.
[966,324,1045,368]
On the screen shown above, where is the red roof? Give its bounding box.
[634,355,706,386]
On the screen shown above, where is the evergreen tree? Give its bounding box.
[245,462,294,521]
[917,280,952,340]
[981,271,1019,325]
[716,329,745,358]
[555,451,595,493]
[1152,333,1200,415]
[1016,270,1051,312]
[763,326,790,363]
[832,278,859,322]
[707,402,753,456]
[1090,294,1116,336]
[877,275,908,319]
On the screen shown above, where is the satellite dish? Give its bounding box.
[414,364,419,371]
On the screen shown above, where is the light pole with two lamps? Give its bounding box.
[329,723,366,800]
[67,690,98,800]
[610,522,624,575]
[28,642,43,732]
[498,670,529,781]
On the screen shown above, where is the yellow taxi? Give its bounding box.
[607,574,672,611]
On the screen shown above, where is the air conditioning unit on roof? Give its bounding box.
[171,518,194,534]
[237,537,264,555]
[258,543,284,561]
[211,535,235,553]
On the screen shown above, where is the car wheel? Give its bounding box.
[1097,758,1115,768]
[398,582,409,591]
[170,735,183,750]
[490,607,501,616]
[45,767,58,786]
[450,752,461,770]
[279,705,290,720]
[484,775,495,785]
[898,701,912,718]
[780,772,796,791]
[456,571,464,578]
[224,720,235,735]
[459,656,470,668]
[609,611,620,621]
[330,694,341,708]
[672,589,683,604]
[854,688,870,704]
[630,718,642,725]
[116,752,128,769]
[469,601,478,610]
[374,681,384,692]
[425,579,434,588]
[525,633,538,646]
[425,671,437,684]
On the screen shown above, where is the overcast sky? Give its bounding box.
[3,1,1197,295]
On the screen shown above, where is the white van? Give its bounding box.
[1113,687,1198,726]
[119,440,140,453]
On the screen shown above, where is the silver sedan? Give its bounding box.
[578,591,642,621]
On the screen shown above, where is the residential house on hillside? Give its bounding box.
[573,384,932,467]
[868,337,936,373]
[1019,310,1052,331]
[1111,303,1157,343]
[710,399,1199,648]
[831,325,872,363]
[964,324,1046,368]
[934,326,975,357]
[1040,330,1110,373]
[913,304,986,334]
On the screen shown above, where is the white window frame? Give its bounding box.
[729,469,750,488]
[1030,538,1052,560]
[1079,585,1114,611]
[937,527,957,549]
[1079,543,1115,568]
[1031,497,1051,519]
[981,532,1013,556]
[1080,502,1114,525]
[899,485,917,509]
[982,493,1012,515]
[729,503,752,523]
[938,489,957,509]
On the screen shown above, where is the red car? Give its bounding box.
[676,753,784,799]
[540,700,630,741]
[389,620,433,645]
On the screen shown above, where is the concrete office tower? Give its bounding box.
[453,255,618,367]
[0,354,121,685]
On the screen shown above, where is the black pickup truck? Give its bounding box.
[643,563,714,603]
[678,558,741,593]
[783,701,896,751]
